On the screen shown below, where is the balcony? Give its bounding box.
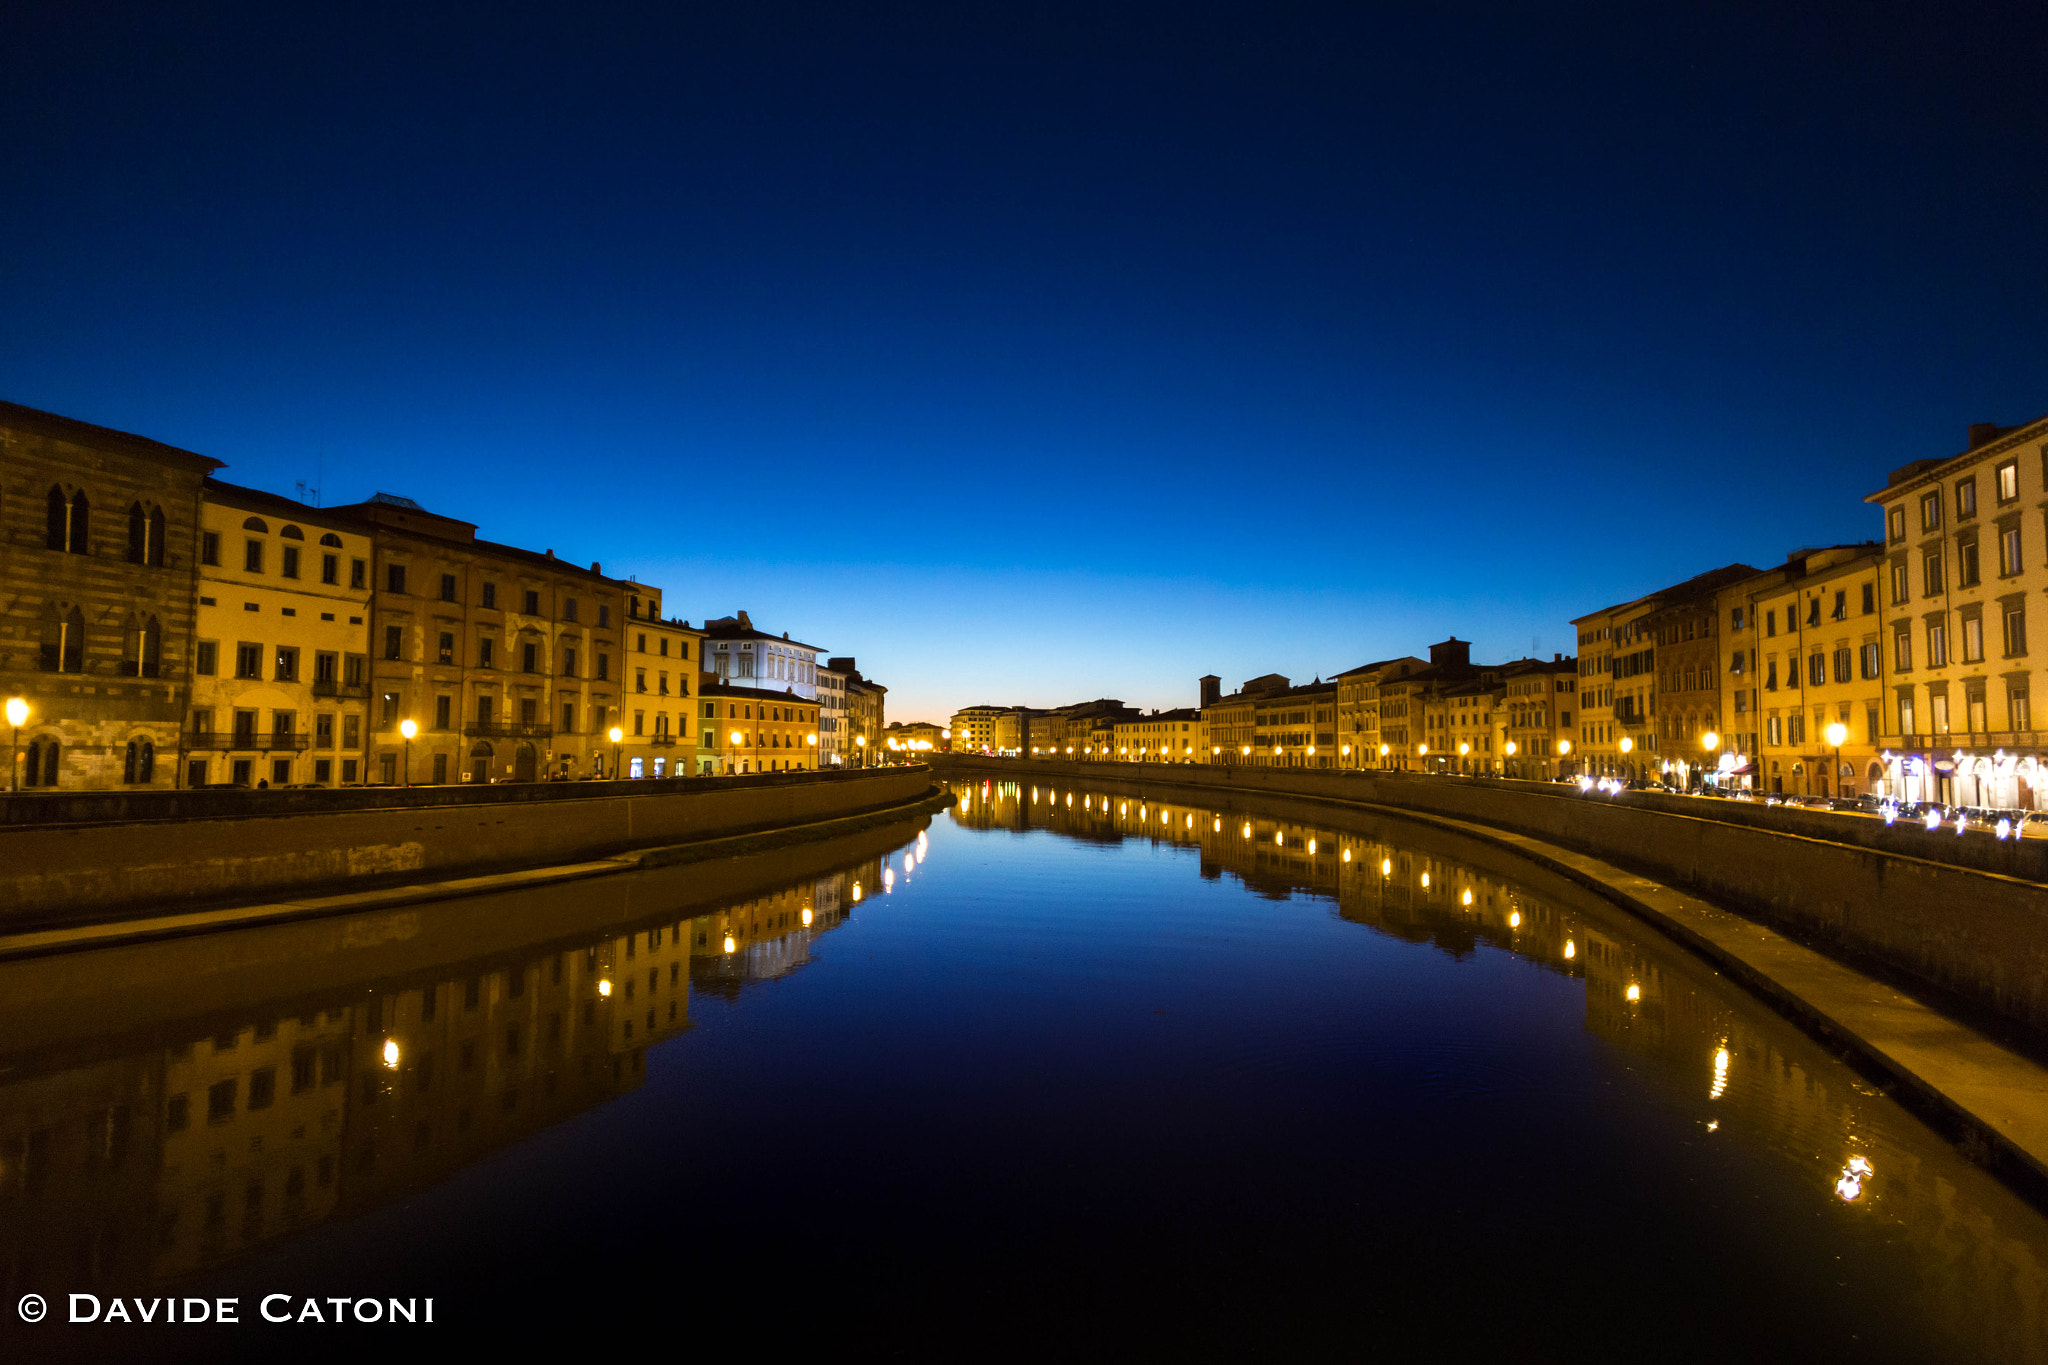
[183,731,313,752]
[462,721,555,740]
[647,735,677,747]
[312,679,371,699]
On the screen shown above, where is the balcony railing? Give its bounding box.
[462,721,555,740]
[646,735,677,747]
[183,731,313,752]
[312,679,370,698]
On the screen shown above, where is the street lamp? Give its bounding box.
[1504,739,1517,777]
[1701,731,1720,792]
[399,718,417,786]
[1618,734,1634,781]
[855,733,867,766]
[1824,721,1848,797]
[609,725,624,779]
[5,697,25,793]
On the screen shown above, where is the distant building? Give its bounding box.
[1111,707,1204,762]
[1333,656,1428,768]
[816,661,849,765]
[698,678,819,774]
[1202,673,1291,763]
[949,704,1008,755]
[1501,655,1578,780]
[704,610,822,701]
[832,658,886,765]
[618,586,703,779]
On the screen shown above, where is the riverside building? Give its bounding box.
[185,481,373,788]
[698,679,820,773]
[704,611,822,700]
[1,401,220,790]
[620,585,702,779]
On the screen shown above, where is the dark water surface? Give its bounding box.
[4,778,2047,1361]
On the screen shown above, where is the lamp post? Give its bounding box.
[1824,721,1848,798]
[1700,731,1720,792]
[1618,735,1634,783]
[1504,739,1517,778]
[731,729,745,774]
[1379,742,1390,770]
[6,697,26,793]
[609,725,623,779]
[855,733,866,767]
[1557,737,1572,779]
[1458,740,1470,775]
[398,718,417,786]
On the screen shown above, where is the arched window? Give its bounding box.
[47,485,67,549]
[38,605,85,673]
[147,506,166,566]
[319,532,343,548]
[128,502,148,563]
[68,490,89,553]
[141,615,162,677]
[24,738,59,787]
[124,740,139,784]
[242,516,268,533]
[280,524,304,540]
[139,740,154,784]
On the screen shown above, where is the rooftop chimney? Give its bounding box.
[1969,422,2005,448]
[737,610,753,630]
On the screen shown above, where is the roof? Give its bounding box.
[1115,707,1201,723]
[1334,655,1427,679]
[204,478,373,530]
[1864,413,2048,501]
[1573,562,1760,625]
[702,615,824,652]
[701,682,813,704]
[2,399,225,475]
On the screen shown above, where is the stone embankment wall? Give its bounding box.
[937,757,2048,1036]
[1,766,932,928]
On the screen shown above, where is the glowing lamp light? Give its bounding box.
[1563,939,1576,959]
[1381,859,1392,876]
[1619,737,1634,755]
[1504,741,1517,756]
[1214,817,1222,831]
[731,731,744,746]
[1418,744,1429,756]
[609,726,624,743]
[1306,745,1315,756]
[1558,739,1572,756]
[883,867,895,891]
[398,718,417,740]
[597,979,613,997]
[1274,830,1284,845]
[1242,823,1252,839]
[801,908,812,926]
[1459,742,1470,756]
[1460,889,1472,906]
[1420,872,1431,888]
[1308,838,1317,854]
[1378,743,1390,757]
[1508,911,1521,928]
[808,734,818,745]
[1241,745,1252,756]
[1924,808,1943,831]
[1625,983,1641,1003]
[1702,731,1720,752]
[851,883,863,901]
[1342,848,1351,862]
[1341,745,1351,756]
[3,698,26,728]
[382,1039,401,1069]
[1825,722,1848,748]
[1711,1046,1730,1099]
[723,935,737,954]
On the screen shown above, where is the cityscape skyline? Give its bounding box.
[5,4,2046,724]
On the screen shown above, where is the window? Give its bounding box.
[1787,714,1805,745]
[1959,540,1981,587]
[1833,648,1851,684]
[1930,694,1950,733]
[476,695,494,724]
[349,558,366,589]
[344,654,365,686]
[196,640,218,676]
[1767,716,1782,746]
[564,597,578,622]
[1888,505,1906,543]
[435,695,452,729]
[384,625,403,660]
[321,553,339,584]
[1890,561,1909,605]
[524,590,541,616]
[1860,643,1880,679]
[201,530,221,566]
[1808,653,1825,688]
[1958,478,1977,519]
[245,539,264,573]
[2001,526,2023,576]
[479,637,495,668]
[438,632,454,665]
[274,647,299,682]
[634,711,645,736]
[387,564,408,594]
[281,546,300,579]
[1962,616,1983,663]
[1921,490,1942,532]
[636,668,647,694]
[563,647,578,676]
[236,642,263,679]
[1898,693,1915,734]
[1928,621,1948,668]
[343,714,360,748]
[1998,459,2019,503]
[1922,551,1944,597]
[522,642,539,673]
[637,633,647,654]
[482,582,497,610]
[1764,610,1776,637]
[2005,604,2029,657]
[596,652,609,681]
[381,693,400,727]
[2011,687,2032,732]
[562,701,577,733]
[1831,590,1846,621]
[1860,583,1875,614]
[316,713,333,748]
[1893,629,1912,671]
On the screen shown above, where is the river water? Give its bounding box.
[2,777,2045,1361]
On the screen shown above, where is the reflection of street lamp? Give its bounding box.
[1824,721,1848,796]
[5,696,25,793]
[609,725,624,778]
[399,718,417,786]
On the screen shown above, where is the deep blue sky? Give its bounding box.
[5,2,2045,724]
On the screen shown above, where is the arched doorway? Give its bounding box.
[469,741,494,785]
[514,743,536,783]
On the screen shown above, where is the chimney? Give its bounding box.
[1199,674,1221,708]
[590,562,600,574]
[1969,422,2004,448]
[737,610,753,630]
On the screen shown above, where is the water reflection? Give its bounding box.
[948,777,2048,1362]
[0,824,917,1295]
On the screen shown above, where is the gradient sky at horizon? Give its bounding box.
[4,2,2046,725]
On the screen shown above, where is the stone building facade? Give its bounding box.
[0,402,220,790]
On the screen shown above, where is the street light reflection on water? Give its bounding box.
[3,780,2047,1359]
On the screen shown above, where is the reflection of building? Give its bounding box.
[186,480,374,788]
[1,401,221,791]
[689,870,862,1000]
